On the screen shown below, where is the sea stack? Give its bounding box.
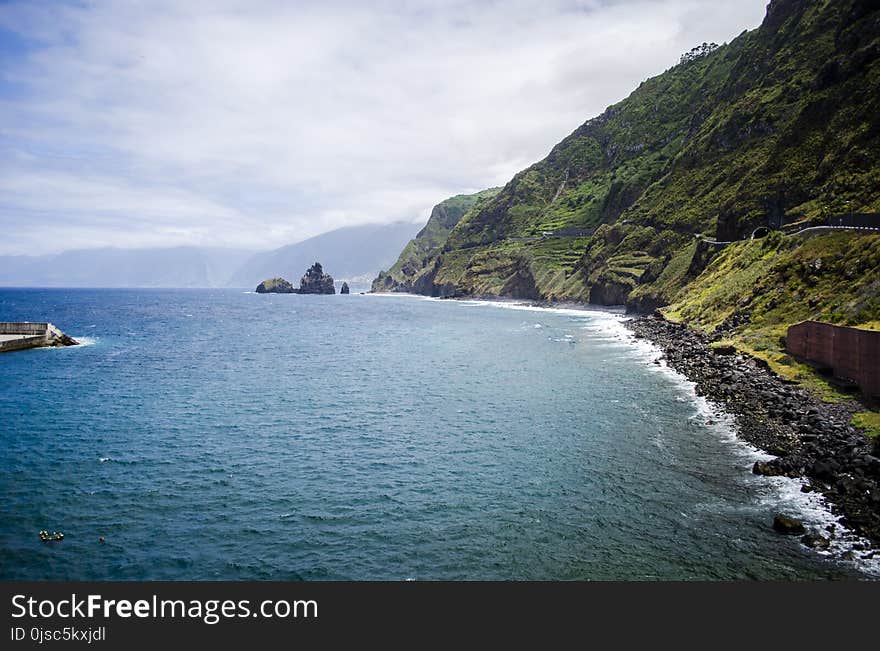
[340,282,350,294]
[298,262,335,294]
[255,277,296,293]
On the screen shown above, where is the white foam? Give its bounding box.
[361,292,424,299]
[456,298,624,320]
[36,335,97,350]
[762,477,880,575]
[450,298,880,574]
[596,313,880,575]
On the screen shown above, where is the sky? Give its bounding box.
[0,0,769,256]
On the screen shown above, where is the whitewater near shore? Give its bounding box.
[368,292,880,575]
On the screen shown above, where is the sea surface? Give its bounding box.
[0,288,873,580]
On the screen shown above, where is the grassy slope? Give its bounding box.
[410,0,880,306]
[376,0,880,421]
[663,231,880,402]
[372,188,500,292]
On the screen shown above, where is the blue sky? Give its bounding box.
[0,0,768,255]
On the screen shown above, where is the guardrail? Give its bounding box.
[0,322,50,335]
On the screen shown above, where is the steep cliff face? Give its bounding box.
[383,0,880,307]
[372,188,500,293]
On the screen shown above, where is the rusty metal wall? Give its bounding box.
[786,321,880,397]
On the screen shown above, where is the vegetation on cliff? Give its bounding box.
[372,188,500,293]
[255,277,295,293]
[376,0,880,306]
[663,230,880,400]
[374,0,880,408]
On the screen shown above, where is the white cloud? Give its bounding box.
[0,0,768,255]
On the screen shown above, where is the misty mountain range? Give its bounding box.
[0,222,421,289]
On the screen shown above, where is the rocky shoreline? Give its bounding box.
[626,313,880,558]
[387,292,880,559]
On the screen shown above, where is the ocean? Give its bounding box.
[0,288,873,579]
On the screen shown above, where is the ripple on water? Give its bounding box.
[0,289,871,580]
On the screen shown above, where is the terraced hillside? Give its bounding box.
[376,0,880,309]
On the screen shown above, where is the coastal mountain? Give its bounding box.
[372,189,501,294]
[376,0,880,300]
[0,247,255,288]
[228,222,421,288]
[374,0,880,376]
[0,222,421,289]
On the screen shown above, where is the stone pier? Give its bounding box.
[0,322,78,353]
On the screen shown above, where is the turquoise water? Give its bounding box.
[0,289,868,579]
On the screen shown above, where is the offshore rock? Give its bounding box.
[298,262,335,294]
[255,277,296,293]
[340,282,350,294]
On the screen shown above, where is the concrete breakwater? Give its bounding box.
[0,322,78,353]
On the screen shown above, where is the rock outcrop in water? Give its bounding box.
[255,263,338,294]
[773,515,806,535]
[54,331,78,347]
[298,262,335,294]
[255,277,295,293]
[340,282,350,294]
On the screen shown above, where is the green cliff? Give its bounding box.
[378,0,880,307]
[372,188,500,294]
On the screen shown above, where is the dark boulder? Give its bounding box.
[57,333,79,346]
[810,460,840,482]
[753,460,785,476]
[773,514,806,535]
[801,533,831,550]
[340,282,350,294]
